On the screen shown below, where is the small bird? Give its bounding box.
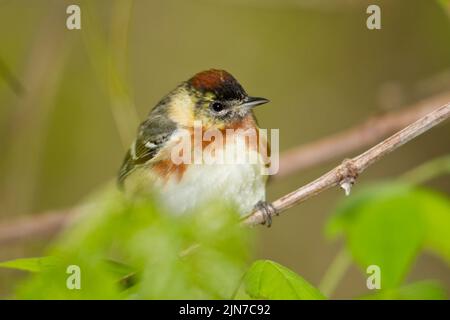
[118,69,276,225]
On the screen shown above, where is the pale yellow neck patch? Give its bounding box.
[167,88,196,127]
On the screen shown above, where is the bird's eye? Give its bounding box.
[210,101,224,112]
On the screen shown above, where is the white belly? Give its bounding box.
[160,162,266,216]
[125,129,268,216]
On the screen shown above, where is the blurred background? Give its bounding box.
[0,0,449,298]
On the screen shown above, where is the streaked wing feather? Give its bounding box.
[118,114,177,186]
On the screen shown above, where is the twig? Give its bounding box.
[276,91,450,179]
[0,209,77,245]
[242,102,450,226]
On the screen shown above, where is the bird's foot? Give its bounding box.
[254,200,278,227]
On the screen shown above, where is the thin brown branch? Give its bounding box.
[0,209,77,245]
[243,102,450,226]
[0,96,449,244]
[276,91,450,179]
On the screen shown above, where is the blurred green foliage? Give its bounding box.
[2,175,448,299]
[326,182,450,297]
[6,190,256,299]
[362,280,447,300]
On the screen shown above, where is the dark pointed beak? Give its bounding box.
[242,96,270,108]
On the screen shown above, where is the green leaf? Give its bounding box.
[347,196,424,289]
[326,183,450,282]
[325,183,411,239]
[326,183,426,289]
[362,280,447,300]
[243,260,325,300]
[0,257,59,272]
[415,190,450,264]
